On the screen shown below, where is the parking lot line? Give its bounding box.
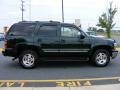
[1,84,120,90]
[0,76,120,83]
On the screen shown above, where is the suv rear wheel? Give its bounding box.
[19,50,38,69]
[91,49,110,67]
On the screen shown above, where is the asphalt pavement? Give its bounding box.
[0,53,120,80]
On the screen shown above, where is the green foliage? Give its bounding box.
[97,2,117,38]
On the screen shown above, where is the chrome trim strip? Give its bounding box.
[44,51,59,52]
[44,51,88,52]
[43,49,89,52]
[43,49,90,51]
[59,51,88,52]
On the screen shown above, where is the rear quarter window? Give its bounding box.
[8,24,36,36]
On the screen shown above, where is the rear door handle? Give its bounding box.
[9,34,15,36]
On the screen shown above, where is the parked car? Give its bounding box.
[0,33,4,41]
[86,31,105,38]
[2,21,118,69]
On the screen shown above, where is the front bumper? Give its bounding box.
[112,50,118,59]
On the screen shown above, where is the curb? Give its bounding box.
[0,84,120,90]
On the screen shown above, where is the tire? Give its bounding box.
[19,50,38,69]
[91,49,110,67]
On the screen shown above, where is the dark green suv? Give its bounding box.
[2,21,118,68]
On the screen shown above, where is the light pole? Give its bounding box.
[62,0,64,23]
[29,0,31,21]
[21,0,24,21]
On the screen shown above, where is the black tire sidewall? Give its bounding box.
[19,50,38,69]
[92,49,110,67]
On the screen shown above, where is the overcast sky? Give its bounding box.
[0,0,120,32]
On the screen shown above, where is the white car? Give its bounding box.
[86,31,105,38]
[0,33,4,41]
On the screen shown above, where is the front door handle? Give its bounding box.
[61,39,65,43]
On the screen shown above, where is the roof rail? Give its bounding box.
[49,20,60,23]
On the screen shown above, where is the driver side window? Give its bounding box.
[61,26,80,37]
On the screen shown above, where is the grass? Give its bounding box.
[96,32,120,37]
[116,44,120,48]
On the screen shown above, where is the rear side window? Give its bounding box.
[38,25,57,37]
[24,24,36,35]
[8,24,36,36]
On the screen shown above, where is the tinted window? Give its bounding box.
[38,25,57,37]
[8,24,36,36]
[24,24,36,35]
[61,26,80,37]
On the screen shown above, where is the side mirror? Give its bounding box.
[80,34,85,39]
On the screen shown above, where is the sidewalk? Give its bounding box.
[0,84,120,90]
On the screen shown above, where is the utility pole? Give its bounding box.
[29,0,31,21]
[62,0,64,23]
[21,0,25,21]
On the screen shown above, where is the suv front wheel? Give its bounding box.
[92,49,110,67]
[19,50,38,69]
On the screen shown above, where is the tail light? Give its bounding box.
[4,40,8,49]
[113,40,117,50]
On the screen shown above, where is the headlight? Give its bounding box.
[113,40,117,50]
[113,40,117,47]
[113,42,117,50]
[114,42,117,47]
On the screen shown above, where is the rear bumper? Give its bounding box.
[112,50,118,59]
[2,48,16,57]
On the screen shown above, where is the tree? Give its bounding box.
[97,2,117,38]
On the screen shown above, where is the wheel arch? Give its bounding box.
[16,44,40,57]
[90,45,112,56]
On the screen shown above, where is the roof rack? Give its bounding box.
[18,20,60,24]
[18,21,38,23]
[49,20,60,23]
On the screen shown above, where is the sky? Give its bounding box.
[0,0,120,32]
